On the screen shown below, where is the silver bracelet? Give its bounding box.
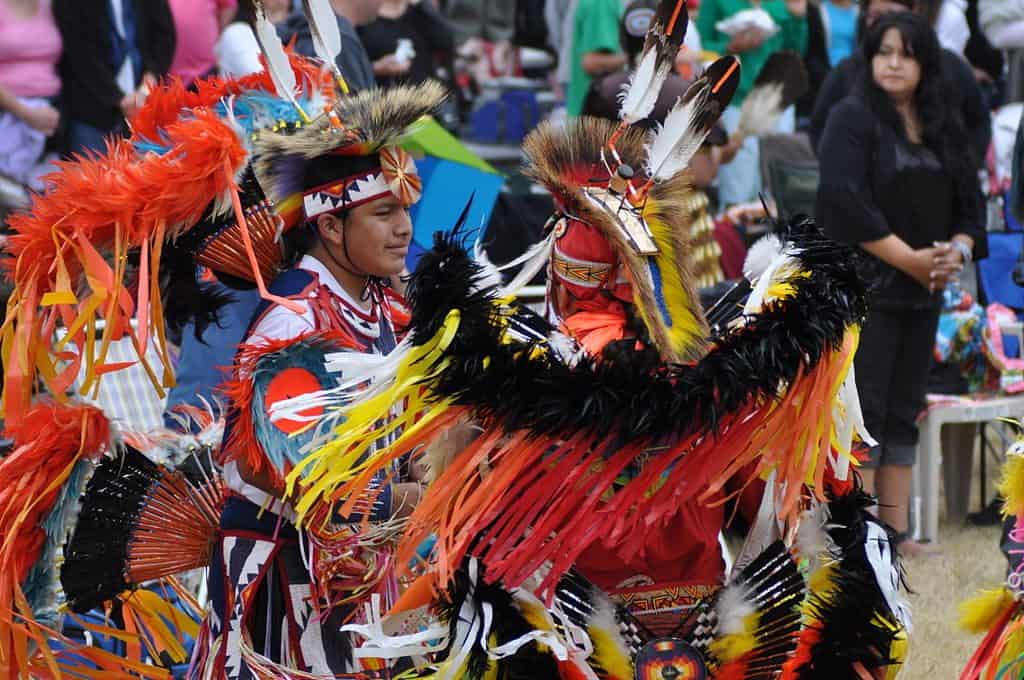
[952,239,973,264]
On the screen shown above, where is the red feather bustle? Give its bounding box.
[0,400,110,676]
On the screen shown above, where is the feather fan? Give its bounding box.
[61,446,224,614]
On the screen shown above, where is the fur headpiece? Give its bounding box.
[255,81,448,230]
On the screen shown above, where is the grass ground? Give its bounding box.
[896,426,1011,678]
[901,520,1005,678]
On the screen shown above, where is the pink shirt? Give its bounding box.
[0,0,62,97]
[168,0,237,84]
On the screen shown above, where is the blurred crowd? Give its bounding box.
[2,0,1021,224]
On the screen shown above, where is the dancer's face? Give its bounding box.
[318,196,412,277]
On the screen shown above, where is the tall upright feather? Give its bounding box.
[645,56,740,182]
[253,0,308,120]
[619,0,689,123]
[301,0,348,93]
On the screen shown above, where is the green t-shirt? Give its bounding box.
[567,0,623,116]
[696,0,808,105]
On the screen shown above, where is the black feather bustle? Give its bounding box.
[787,486,908,678]
[405,215,867,444]
[711,541,804,677]
[791,570,903,677]
[61,447,162,613]
[436,563,562,679]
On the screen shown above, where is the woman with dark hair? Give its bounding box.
[816,10,986,557]
[808,0,989,160]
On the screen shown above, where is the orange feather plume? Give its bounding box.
[131,51,333,143]
[1,110,247,422]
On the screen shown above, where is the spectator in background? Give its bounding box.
[823,0,859,64]
[798,1,829,125]
[546,0,577,99]
[697,0,808,207]
[964,0,1003,109]
[445,0,515,46]
[53,0,175,155]
[809,0,989,164]
[566,0,625,116]
[278,0,379,91]
[0,0,62,192]
[216,0,290,77]
[816,12,986,557]
[979,0,1024,102]
[920,0,968,55]
[978,0,1024,51]
[167,0,236,86]
[360,0,454,87]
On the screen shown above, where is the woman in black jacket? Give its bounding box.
[359,0,454,88]
[808,0,990,167]
[816,11,987,557]
[53,0,175,155]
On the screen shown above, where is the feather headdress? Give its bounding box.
[255,80,447,230]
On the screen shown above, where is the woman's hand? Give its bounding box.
[374,54,412,77]
[930,241,965,289]
[18,103,60,135]
[904,246,960,292]
[727,28,767,54]
[903,247,941,291]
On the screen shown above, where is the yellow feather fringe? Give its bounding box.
[639,204,707,363]
[709,613,759,662]
[588,625,634,680]
[959,587,1016,634]
[286,309,464,522]
[998,452,1024,520]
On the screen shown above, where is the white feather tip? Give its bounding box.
[742,234,783,282]
[715,582,756,636]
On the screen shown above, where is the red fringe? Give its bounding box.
[378,347,854,599]
[779,625,822,679]
[0,401,110,675]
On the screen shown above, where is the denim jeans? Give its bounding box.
[67,120,113,156]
